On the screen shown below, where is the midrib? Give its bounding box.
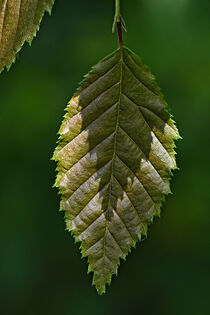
[106,47,123,219]
[102,47,124,264]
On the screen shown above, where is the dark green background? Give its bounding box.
[0,0,209,314]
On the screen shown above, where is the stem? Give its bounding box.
[115,0,121,22]
[115,0,123,47]
[117,21,123,48]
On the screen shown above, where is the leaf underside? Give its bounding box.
[54,47,180,294]
[0,0,54,73]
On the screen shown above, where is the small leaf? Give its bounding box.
[0,0,55,73]
[53,47,180,294]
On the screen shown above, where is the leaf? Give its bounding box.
[0,0,55,73]
[53,46,180,294]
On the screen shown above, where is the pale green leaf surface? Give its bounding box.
[54,47,180,294]
[0,0,54,73]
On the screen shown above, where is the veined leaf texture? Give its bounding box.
[54,46,180,294]
[0,0,54,73]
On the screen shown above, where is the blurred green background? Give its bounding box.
[0,0,209,314]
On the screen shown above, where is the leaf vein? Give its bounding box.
[57,132,114,174]
[12,0,22,51]
[107,229,124,255]
[64,161,111,211]
[126,52,159,96]
[112,175,142,225]
[118,126,165,182]
[0,0,7,44]
[78,213,104,238]
[122,92,174,132]
[60,100,118,145]
[139,105,176,132]
[115,154,156,205]
[123,61,158,98]
[79,61,120,97]
[85,235,104,254]
[113,208,134,241]
[122,93,174,162]
[70,183,109,230]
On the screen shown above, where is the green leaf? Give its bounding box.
[0,0,55,73]
[53,46,180,294]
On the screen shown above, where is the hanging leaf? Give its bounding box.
[0,0,55,73]
[53,46,180,294]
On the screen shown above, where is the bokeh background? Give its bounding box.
[0,0,210,314]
